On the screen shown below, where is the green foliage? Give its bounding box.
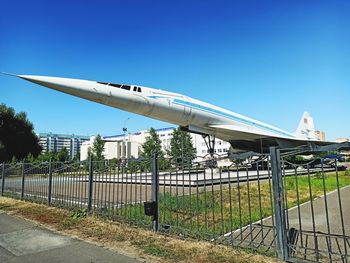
[70,208,88,219]
[109,158,120,166]
[36,151,56,162]
[0,103,42,162]
[295,155,305,162]
[11,156,17,164]
[169,127,196,165]
[127,157,140,173]
[141,128,164,159]
[25,153,35,163]
[345,169,350,176]
[56,147,70,162]
[158,158,171,171]
[27,147,70,163]
[140,128,171,171]
[92,134,105,160]
[72,148,80,162]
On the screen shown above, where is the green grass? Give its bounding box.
[113,171,350,239]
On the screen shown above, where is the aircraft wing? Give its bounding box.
[209,124,291,140]
[209,124,335,152]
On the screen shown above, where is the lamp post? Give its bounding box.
[123,117,130,158]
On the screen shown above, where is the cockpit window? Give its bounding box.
[97,81,136,92]
[109,83,122,88]
[121,85,131,91]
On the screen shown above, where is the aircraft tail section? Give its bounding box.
[294,112,317,140]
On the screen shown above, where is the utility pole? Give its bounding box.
[123,117,130,159]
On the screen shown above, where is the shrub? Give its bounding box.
[345,169,350,176]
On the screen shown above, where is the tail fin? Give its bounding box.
[294,112,316,140]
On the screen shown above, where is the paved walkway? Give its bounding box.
[0,212,142,263]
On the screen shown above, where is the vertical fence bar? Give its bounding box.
[151,152,159,232]
[21,161,25,200]
[1,163,5,196]
[48,159,53,206]
[270,147,288,260]
[87,157,94,212]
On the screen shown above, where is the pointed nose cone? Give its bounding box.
[18,75,62,89]
[17,75,84,93]
[1,73,67,91]
[12,74,104,102]
[1,73,114,106]
[3,73,141,114]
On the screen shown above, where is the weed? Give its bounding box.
[70,208,88,219]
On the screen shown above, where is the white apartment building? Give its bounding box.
[80,127,231,161]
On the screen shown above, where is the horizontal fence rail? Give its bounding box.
[1,145,349,262]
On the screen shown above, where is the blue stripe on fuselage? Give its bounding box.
[147,95,294,138]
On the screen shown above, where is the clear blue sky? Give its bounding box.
[1,0,349,140]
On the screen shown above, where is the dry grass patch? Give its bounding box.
[0,197,68,225]
[0,196,278,263]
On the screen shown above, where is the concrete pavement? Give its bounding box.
[0,212,142,263]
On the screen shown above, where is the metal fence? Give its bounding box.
[1,143,350,262]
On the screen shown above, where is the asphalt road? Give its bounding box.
[0,212,142,263]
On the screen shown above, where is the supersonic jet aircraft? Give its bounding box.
[3,73,331,154]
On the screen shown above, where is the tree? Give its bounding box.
[0,103,42,162]
[56,147,69,162]
[72,148,80,162]
[91,134,105,160]
[141,128,164,159]
[169,127,196,165]
[25,153,35,163]
[27,148,70,163]
[140,128,171,170]
[36,151,56,162]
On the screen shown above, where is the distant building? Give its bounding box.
[335,138,349,143]
[80,127,174,161]
[80,127,231,162]
[314,130,326,141]
[37,133,90,160]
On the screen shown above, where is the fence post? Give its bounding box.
[270,146,288,260]
[151,152,159,232]
[1,163,5,196]
[87,156,93,212]
[21,161,25,200]
[48,159,53,206]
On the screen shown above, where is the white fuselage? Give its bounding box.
[16,75,296,144]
